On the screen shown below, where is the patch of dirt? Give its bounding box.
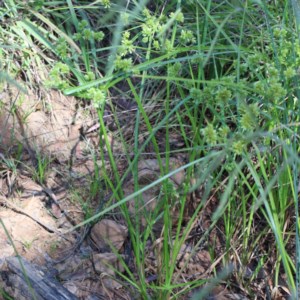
[1,195,59,264]
[0,85,101,179]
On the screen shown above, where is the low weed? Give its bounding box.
[32,152,51,184]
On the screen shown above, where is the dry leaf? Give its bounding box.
[91,219,128,251]
[93,252,125,275]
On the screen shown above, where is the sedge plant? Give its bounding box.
[1,0,300,299]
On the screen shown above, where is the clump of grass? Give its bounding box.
[1,0,300,299]
[32,152,51,184]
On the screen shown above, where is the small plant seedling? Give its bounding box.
[22,237,38,250]
[33,152,51,184]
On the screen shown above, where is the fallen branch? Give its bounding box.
[0,256,78,300]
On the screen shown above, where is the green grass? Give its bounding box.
[1,0,300,299]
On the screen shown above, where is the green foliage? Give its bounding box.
[33,153,51,184]
[1,0,300,299]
